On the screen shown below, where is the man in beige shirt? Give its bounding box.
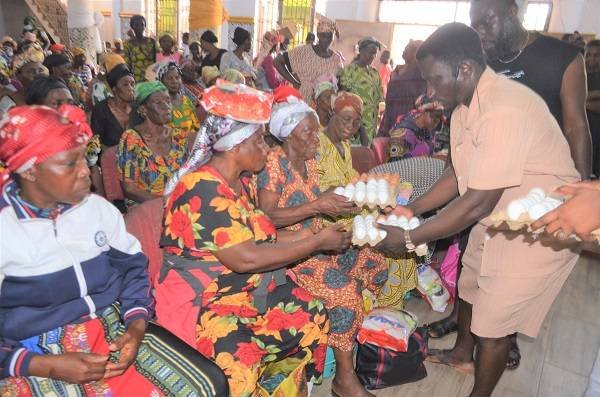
[377,23,580,396]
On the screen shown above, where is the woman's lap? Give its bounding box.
[292,247,388,351]
[0,305,226,397]
[196,279,329,397]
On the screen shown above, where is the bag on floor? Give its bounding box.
[357,308,418,352]
[417,264,451,312]
[356,327,428,390]
[439,240,461,298]
[254,349,312,397]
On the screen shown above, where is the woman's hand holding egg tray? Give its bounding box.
[333,173,412,209]
[490,187,600,242]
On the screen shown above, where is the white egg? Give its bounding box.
[364,215,374,225]
[367,191,377,203]
[367,227,379,241]
[366,179,377,190]
[353,216,364,227]
[377,190,389,204]
[527,192,544,203]
[343,184,355,200]
[408,217,420,230]
[507,200,526,221]
[387,214,398,224]
[379,229,388,239]
[376,215,387,225]
[528,203,550,220]
[529,188,546,199]
[376,179,388,189]
[543,197,562,208]
[355,189,366,202]
[354,226,366,240]
[519,197,536,210]
[334,187,345,196]
[356,181,366,192]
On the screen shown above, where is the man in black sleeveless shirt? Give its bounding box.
[469,0,591,181]
[586,41,600,177]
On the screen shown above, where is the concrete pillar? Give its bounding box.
[67,0,98,65]
[112,0,122,40]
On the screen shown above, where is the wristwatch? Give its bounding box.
[404,229,416,252]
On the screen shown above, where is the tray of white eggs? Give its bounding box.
[351,213,428,256]
[377,214,428,256]
[333,173,410,209]
[352,213,387,247]
[490,188,563,231]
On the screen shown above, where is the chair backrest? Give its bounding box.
[124,198,164,280]
[372,137,390,164]
[100,146,124,202]
[351,146,379,174]
[371,157,445,201]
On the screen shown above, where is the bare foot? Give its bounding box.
[332,369,374,397]
[427,349,475,374]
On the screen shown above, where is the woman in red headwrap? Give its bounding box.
[0,105,228,396]
[155,82,351,397]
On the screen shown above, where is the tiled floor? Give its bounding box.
[313,253,600,397]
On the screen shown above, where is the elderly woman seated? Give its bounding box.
[257,91,388,397]
[154,83,351,397]
[0,105,227,396]
[388,94,444,162]
[117,81,188,205]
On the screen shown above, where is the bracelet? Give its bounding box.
[404,229,416,251]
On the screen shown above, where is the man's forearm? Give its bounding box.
[408,166,459,216]
[564,125,592,179]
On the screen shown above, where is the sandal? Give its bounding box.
[425,317,458,339]
[506,339,521,370]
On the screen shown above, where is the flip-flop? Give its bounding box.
[425,318,458,339]
[426,349,475,374]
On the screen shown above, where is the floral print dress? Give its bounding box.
[258,146,388,352]
[116,127,188,198]
[156,165,329,397]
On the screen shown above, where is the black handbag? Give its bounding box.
[355,327,428,390]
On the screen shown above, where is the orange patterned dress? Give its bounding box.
[258,146,388,352]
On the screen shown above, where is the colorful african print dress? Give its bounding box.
[116,127,188,198]
[155,165,329,397]
[258,146,388,352]
[338,63,384,144]
[169,95,199,135]
[317,132,417,308]
[124,39,156,82]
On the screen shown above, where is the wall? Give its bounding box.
[221,0,256,51]
[548,0,600,37]
[324,0,378,22]
[0,0,35,39]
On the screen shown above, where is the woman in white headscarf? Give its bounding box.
[257,90,387,397]
[156,82,351,397]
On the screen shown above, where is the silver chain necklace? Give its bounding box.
[497,30,530,64]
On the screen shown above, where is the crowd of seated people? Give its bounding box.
[1,5,599,396]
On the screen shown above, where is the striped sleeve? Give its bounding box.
[0,340,38,379]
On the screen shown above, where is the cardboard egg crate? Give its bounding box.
[334,173,412,209]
